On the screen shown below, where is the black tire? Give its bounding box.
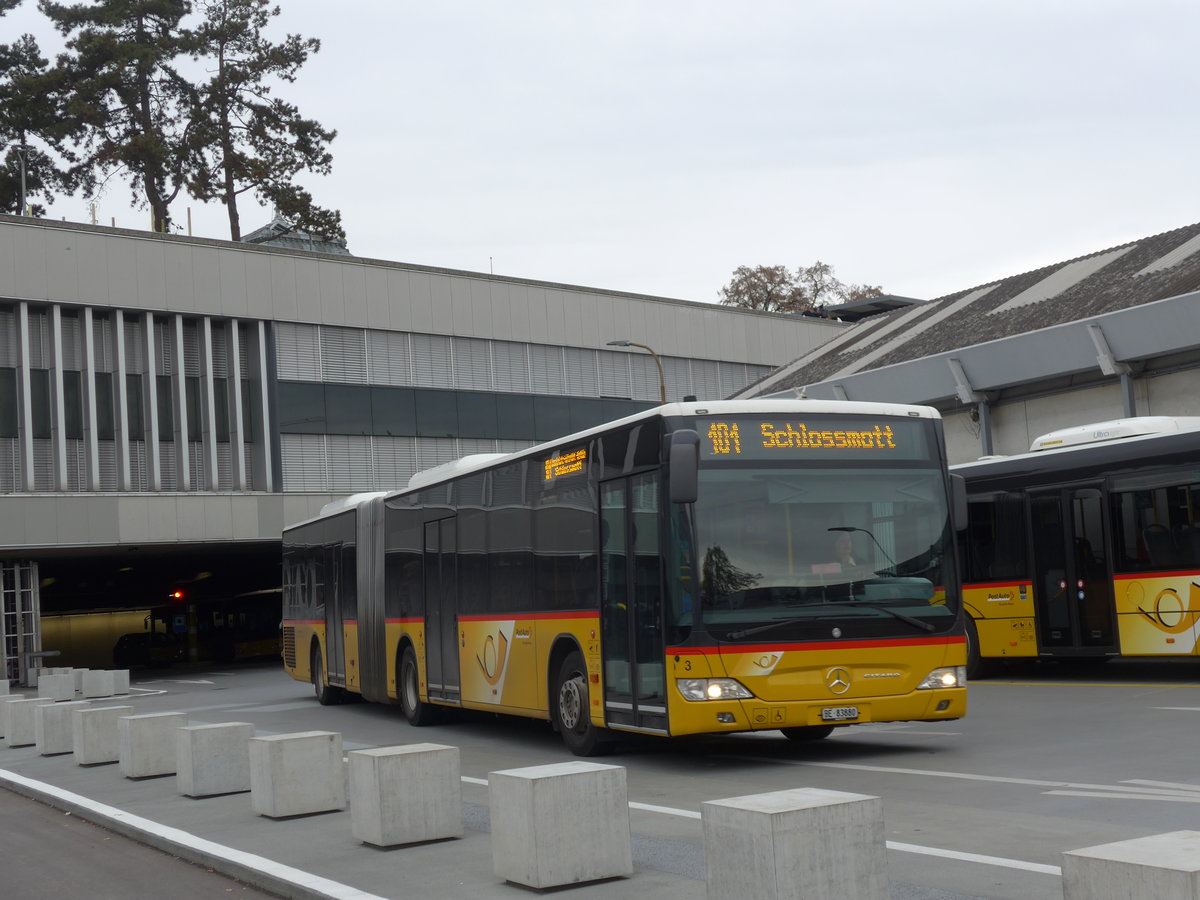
[399,645,439,726]
[781,725,836,742]
[312,644,341,705]
[964,614,994,680]
[552,650,613,756]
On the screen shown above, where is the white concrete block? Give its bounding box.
[36,701,90,755]
[4,698,55,747]
[0,680,9,696]
[249,731,345,818]
[489,761,632,889]
[72,705,134,765]
[1064,830,1200,899]
[177,722,255,797]
[0,695,26,738]
[72,669,88,694]
[349,743,462,847]
[37,673,75,701]
[119,712,188,778]
[82,670,116,699]
[111,670,130,695]
[703,788,887,900]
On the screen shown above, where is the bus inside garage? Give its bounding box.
[17,543,282,672]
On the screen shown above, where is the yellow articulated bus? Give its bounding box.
[283,399,968,755]
[954,416,1200,677]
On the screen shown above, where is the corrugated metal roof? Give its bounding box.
[990,246,1134,314]
[740,221,1200,399]
[1136,231,1200,276]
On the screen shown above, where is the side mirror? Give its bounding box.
[668,429,699,504]
[951,473,968,532]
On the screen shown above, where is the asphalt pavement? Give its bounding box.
[0,674,986,900]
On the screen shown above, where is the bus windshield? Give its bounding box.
[689,465,957,640]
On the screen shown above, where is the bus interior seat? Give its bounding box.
[1143,524,1177,567]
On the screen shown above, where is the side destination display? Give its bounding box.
[699,416,930,461]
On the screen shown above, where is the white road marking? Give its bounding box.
[460,774,1057,875]
[0,769,387,900]
[234,701,317,713]
[887,842,1061,875]
[730,756,1200,803]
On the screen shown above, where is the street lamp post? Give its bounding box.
[607,339,666,404]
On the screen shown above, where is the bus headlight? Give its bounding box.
[677,678,754,701]
[917,666,967,690]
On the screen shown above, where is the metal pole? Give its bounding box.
[15,144,30,216]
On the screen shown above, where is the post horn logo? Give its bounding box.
[825,667,851,695]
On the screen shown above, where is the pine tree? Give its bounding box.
[184,0,340,240]
[0,8,82,215]
[40,0,193,232]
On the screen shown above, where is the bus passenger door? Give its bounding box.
[600,473,668,734]
[323,546,346,686]
[423,517,461,702]
[1029,488,1116,654]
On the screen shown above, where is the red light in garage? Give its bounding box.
[170,590,184,600]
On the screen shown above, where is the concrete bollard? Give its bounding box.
[72,705,134,765]
[36,700,90,755]
[0,680,9,697]
[349,743,462,847]
[37,673,75,702]
[82,670,116,699]
[249,731,345,818]
[1063,830,1200,899]
[703,788,887,900]
[177,723,255,798]
[489,761,632,889]
[0,695,27,738]
[119,712,188,778]
[111,670,130,695]
[4,698,55,747]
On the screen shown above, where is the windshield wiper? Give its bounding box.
[726,600,937,641]
[820,600,937,632]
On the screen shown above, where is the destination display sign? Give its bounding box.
[543,447,587,481]
[698,417,929,461]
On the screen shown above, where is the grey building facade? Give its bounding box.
[0,214,841,674]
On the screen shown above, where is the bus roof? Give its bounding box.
[285,398,942,530]
[1028,416,1200,452]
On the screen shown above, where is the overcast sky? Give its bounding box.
[6,1,1199,305]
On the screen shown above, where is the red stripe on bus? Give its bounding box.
[1114,570,1200,581]
[962,580,1032,590]
[385,618,424,624]
[457,611,599,622]
[669,635,965,655]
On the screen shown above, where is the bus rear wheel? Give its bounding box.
[311,645,342,706]
[781,725,836,742]
[399,645,438,726]
[553,650,612,757]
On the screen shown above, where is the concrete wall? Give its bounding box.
[0,216,841,368]
[943,373,1198,465]
[0,492,338,550]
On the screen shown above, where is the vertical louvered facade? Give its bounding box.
[0,214,841,565]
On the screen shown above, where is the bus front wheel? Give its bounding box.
[553,650,612,757]
[399,645,438,726]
